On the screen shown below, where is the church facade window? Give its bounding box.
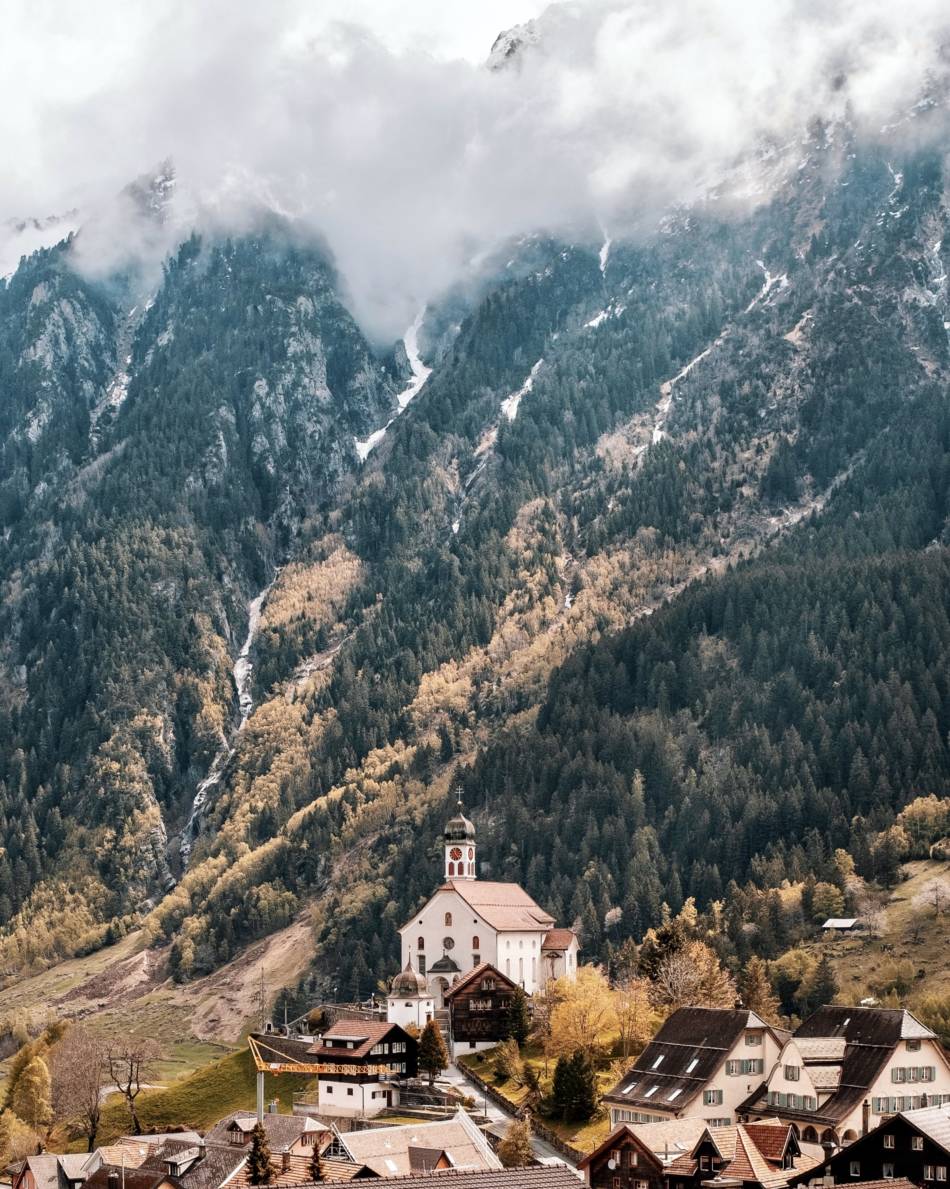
[417,936,425,950]
[472,935,480,950]
[444,911,452,927]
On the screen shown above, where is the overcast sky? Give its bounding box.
[4,1,950,338]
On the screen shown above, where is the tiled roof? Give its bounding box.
[84,1169,175,1189]
[743,1007,940,1127]
[339,1111,501,1177]
[796,1006,935,1046]
[448,883,555,932]
[95,1141,164,1169]
[324,1167,582,1189]
[603,1008,775,1111]
[840,1181,916,1189]
[408,1149,451,1173]
[541,929,576,952]
[205,1112,323,1154]
[904,1102,950,1151]
[444,964,517,1001]
[139,1140,247,1189]
[795,1038,847,1062]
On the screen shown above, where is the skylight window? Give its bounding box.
[645,1086,659,1098]
[668,1089,683,1101]
[622,1083,638,1095]
[686,1058,699,1073]
[652,1055,665,1069]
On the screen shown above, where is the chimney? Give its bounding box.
[269,1099,279,1114]
[862,1100,870,1136]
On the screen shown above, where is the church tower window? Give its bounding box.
[444,912,452,927]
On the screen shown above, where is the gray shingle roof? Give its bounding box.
[289,1168,580,1189]
[603,1007,775,1111]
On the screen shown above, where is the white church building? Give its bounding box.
[396,800,579,1006]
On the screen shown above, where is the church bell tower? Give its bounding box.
[444,794,476,881]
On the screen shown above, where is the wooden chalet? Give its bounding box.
[788,1102,950,1188]
[444,963,519,1054]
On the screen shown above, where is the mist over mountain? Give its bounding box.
[1,0,950,1017]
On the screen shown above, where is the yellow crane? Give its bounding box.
[247,1033,395,1121]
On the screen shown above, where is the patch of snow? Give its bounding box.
[599,232,611,274]
[745,260,788,313]
[586,302,626,329]
[355,307,430,462]
[451,519,460,535]
[501,358,543,422]
[355,424,389,461]
[181,572,279,864]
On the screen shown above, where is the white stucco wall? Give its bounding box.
[318,1078,389,1116]
[387,994,435,1030]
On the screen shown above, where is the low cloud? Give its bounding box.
[3,0,949,339]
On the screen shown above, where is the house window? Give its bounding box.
[613,1179,621,1189]
[326,1086,334,1094]
[883,1135,895,1149]
[850,1163,861,1178]
[913,1138,925,1151]
[347,1088,354,1097]
[704,1090,723,1105]
[924,1168,935,1182]
[445,912,452,927]
[419,956,426,975]
[908,1039,922,1052]
[700,1157,711,1172]
[883,1164,895,1179]
[938,1171,947,1183]
[786,1065,800,1081]
[746,1032,763,1046]
[625,1151,638,1168]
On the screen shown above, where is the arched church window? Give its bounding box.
[472,935,480,950]
[417,936,425,951]
[444,911,452,927]
[447,862,454,876]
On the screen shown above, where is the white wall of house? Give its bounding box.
[541,938,579,985]
[317,1078,389,1117]
[608,1022,784,1129]
[398,892,550,997]
[387,993,435,1030]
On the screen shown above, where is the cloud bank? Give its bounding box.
[3,0,950,338]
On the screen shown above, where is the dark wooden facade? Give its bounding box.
[579,1127,665,1189]
[445,963,519,1046]
[790,1111,950,1188]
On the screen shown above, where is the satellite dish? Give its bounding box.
[608,1161,617,1170]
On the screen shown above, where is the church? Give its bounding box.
[395,800,579,1006]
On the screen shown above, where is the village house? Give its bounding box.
[602,1008,789,1129]
[397,801,578,1004]
[310,1019,418,1117]
[788,1101,950,1188]
[325,1109,502,1176]
[579,1119,822,1189]
[739,1007,950,1145]
[206,1110,325,1154]
[444,962,519,1056]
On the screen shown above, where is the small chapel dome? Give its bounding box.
[444,798,475,843]
[389,964,429,997]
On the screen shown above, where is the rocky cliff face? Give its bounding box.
[1,107,950,989]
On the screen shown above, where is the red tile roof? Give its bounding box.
[541,929,576,952]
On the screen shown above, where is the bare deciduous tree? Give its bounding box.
[51,1024,108,1151]
[652,941,736,1012]
[613,976,653,1059]
[107,1037,161,1135]
[915,878,949,919]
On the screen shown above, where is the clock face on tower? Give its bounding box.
[450,846,462,861]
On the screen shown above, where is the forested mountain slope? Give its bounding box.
[1,117,949,1002]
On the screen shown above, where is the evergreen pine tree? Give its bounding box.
[808,955,839,1013]
[737,956,782,1024]
[307,1140,324,1182]
[247,1122,274,1186]
[506,987,531,1047]
[418,1020,448,1084]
